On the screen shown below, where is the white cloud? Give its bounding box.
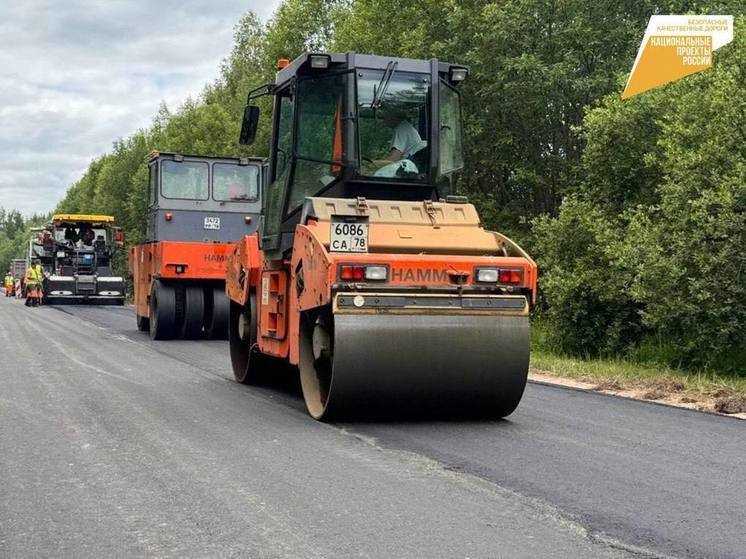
[0,0,281,216]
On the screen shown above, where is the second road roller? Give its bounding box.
[130,151,262,339]
[225,52,537,420]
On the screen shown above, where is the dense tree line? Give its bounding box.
[534,22,746,371]
[0,209,49,274]
[5,1,744,373]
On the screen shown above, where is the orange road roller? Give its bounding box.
[129,151,262,340]
[226,53,537,419]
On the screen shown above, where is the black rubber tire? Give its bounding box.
[149,280,176,340]
[179,286,204,339]
[136,314,150,332]
[229,296,278,385]
[204,286,229,340]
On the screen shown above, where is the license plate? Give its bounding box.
[330,217,368,253]
[204,217,221,230]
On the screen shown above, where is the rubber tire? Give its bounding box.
[136,314,150,332]
[204,286,229,340]
[149,280,176,340]
[179,286,204,339]
[229,296,278,385]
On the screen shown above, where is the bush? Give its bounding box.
[532,197,643,356]
[534,20,746,373]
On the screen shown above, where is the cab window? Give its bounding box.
[357,70,430,180]
[264,91,295,240]
[213,163,259,202]
[287,73,346,213]
[439,80,464,175]
[161,160,209,200]
[150,162,158,204]
[274,94,294,181]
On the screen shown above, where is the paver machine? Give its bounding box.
[226,53,537,420]
[129,151,262,340]
[39,214,126,304]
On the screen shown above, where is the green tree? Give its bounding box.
[534,16,746,371]
[623,22,746,370]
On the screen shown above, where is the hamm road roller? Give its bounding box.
[129,151,262,339]
[226,52,537,420]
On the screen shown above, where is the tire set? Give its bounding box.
[138,279,229,340]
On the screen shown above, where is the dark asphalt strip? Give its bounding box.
[25,302,746,558]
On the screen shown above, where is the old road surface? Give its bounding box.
[1,298,743,559]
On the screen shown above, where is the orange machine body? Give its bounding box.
[226,200,537,367]
[131,241,235,319]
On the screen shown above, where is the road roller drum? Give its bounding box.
[298,304,529,420]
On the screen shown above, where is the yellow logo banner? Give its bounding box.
[623,15,733,99]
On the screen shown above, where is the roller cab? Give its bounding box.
[129,152,262,339]
[226,52,537,420]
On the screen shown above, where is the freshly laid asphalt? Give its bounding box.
[0,296,743,558]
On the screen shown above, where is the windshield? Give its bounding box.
[161,160,209,200]
[213,163,259,202]
[357,70,431,181]
[54,226,107,247]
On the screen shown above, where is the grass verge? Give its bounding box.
[530,350,746,416]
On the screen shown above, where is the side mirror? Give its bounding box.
[239,105,260,145]
[114,230,125,247]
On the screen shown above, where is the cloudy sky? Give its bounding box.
[0,0,281,216]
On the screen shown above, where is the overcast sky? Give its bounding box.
[0,0,281,216]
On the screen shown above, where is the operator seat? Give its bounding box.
[407,140,429,175]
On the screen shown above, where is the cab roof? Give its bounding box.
[147,150,263,165]
[274,52,465,85]
[52,214,115,226]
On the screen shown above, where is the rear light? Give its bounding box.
[499,269,523,284]
[339,265,387,282]
[476,268,523,284]
[364,266,387,281]
[244,215,252,224]
[165,212,173,222]
[340,265,365,281]
[476,268,499,283]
